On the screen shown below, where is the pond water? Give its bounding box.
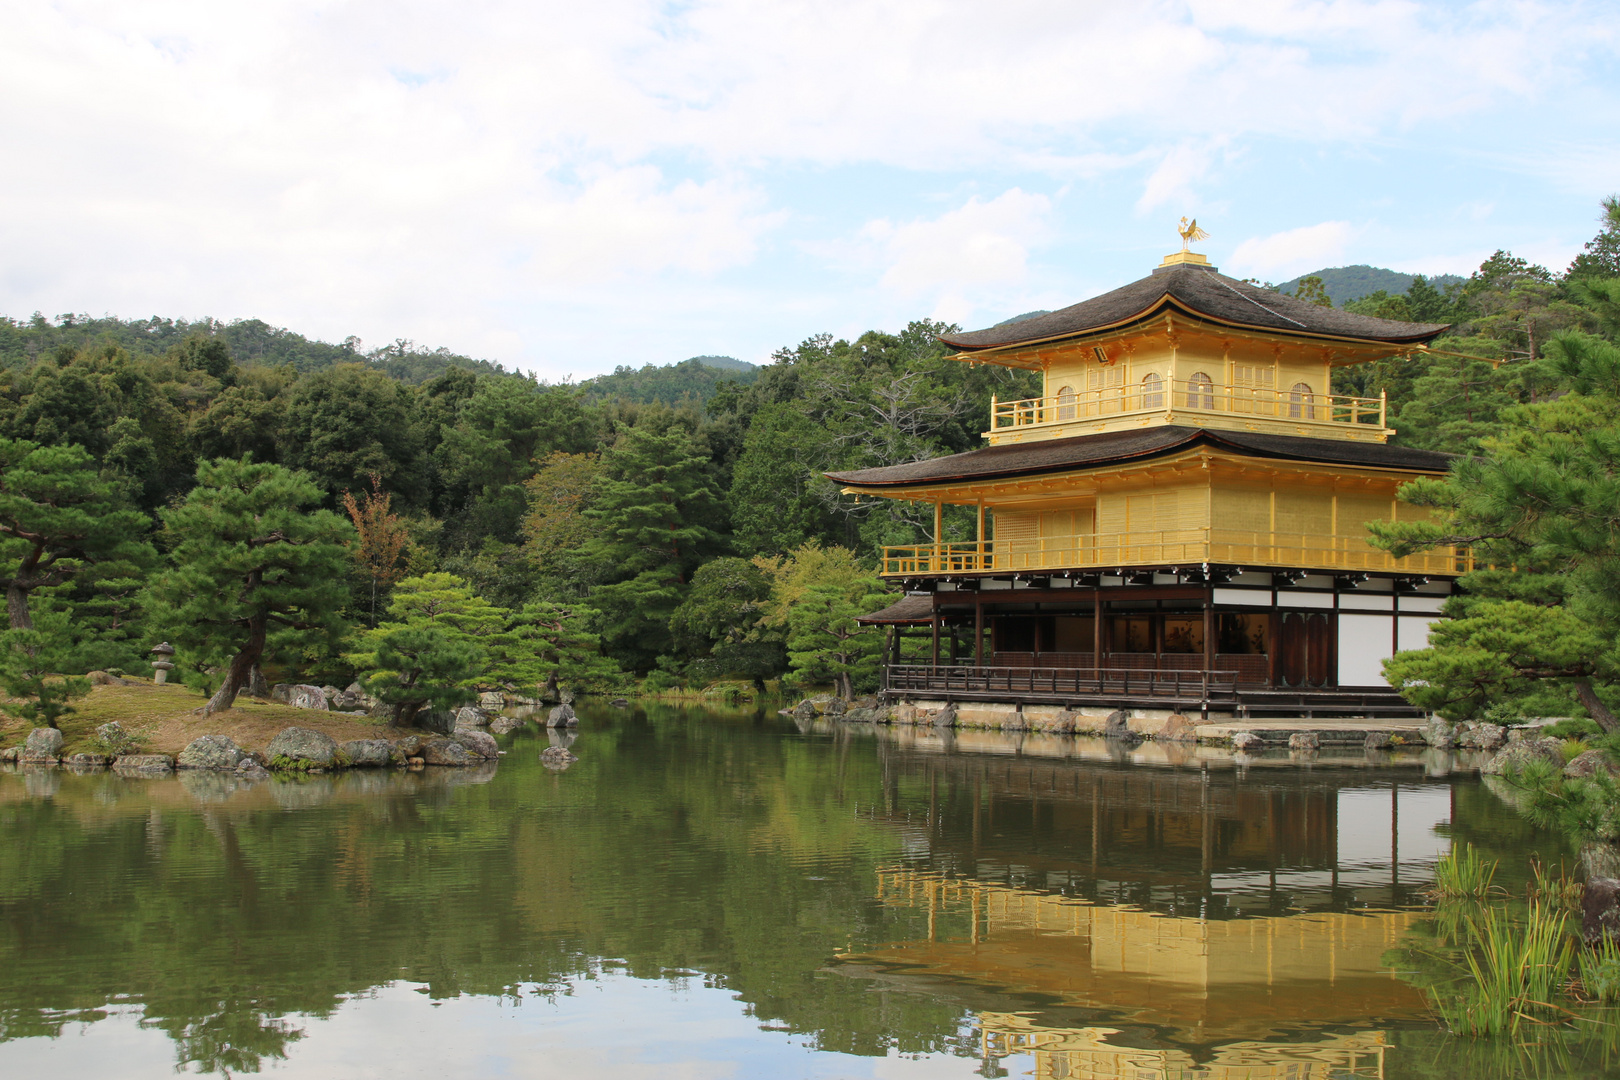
[0,704,1614,1079]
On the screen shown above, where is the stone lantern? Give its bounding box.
[149,642,176,685]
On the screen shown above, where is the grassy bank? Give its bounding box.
[0,682,404,757]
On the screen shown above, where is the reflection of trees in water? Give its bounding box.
[0,708,968,1072]
[0,709,1587,1076]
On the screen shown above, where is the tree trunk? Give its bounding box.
[1574,678,1620,733]
[204,620,266,714]
[5,581,32,631]
[837,671,854,701]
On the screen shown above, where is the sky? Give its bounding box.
[1,1,1617,380]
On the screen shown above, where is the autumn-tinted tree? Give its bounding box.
[341,473,410,626]
[148,458,354,714]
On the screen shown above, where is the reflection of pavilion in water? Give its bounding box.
[861,868,1423,1041]
[838,743,1454,1076]
[864,738,1456,917]
[982,1014,1387,1080]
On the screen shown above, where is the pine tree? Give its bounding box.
[580,425,724,670]
[0,438,153,630]
[668,557,783,686]
[346,572,505,726]
[148,458,354,714]
[0,610,89,729]
[1373,328,1620,727]
[502,602,622,697]
[784,577,895,700]
[1568,196,1620,281]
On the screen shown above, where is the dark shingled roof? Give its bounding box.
[942,263,1448,350]
[856,594,934,625]
[826,427,1454,489]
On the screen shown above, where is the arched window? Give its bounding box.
[1186,371,1214,410]
[1055,385,1076,421]
[1140,371,1164,410]
[1288,381,1314,419]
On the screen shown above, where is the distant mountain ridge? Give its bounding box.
[993,310,1052,328]
[1277,265,1465,305]
[578,355,760,405]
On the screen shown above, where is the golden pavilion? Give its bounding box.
[829,237,1463,718]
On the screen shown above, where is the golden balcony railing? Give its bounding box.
[989,380,1386,433]
[880,528,1470,577]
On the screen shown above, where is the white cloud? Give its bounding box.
[1228,221,1356,278]
[837,190,1052,326]
[0,0,1612,372]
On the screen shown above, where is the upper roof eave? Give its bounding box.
[940,264,1449,353]
[824,426,1455,491]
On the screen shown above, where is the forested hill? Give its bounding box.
[0,199,1607,698]
[0,313,509,382]
[578,356,760,404]
[1277,265,1465,305]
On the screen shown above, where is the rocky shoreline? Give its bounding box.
[1,701,583,777]
[786,696,1591,774]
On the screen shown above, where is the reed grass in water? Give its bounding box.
[1434,900,1576,1038]
[1431,843,1500,900]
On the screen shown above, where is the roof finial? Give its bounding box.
[1177,216,1209,253]
[1159,219,1215,271]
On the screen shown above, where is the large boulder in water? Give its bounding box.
[1103,710,1141,744]
[177,734,249,770]
[21,727,64,763]
[540,745,578,770]
[451,730,499,760]
[547,703,577,728]
[114,753,174,775]
[413,709,457,735]
[454,706,491,730]
[1567,749,1617,778]
[488,715,526,735]
[271,683,330,710]
[1158,714,1198,743]
[420,737,481,766]
[341,739,395,768]
[1481,735,1562,775]
[266,726,338,769]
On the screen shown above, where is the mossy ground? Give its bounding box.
[0,681,409,757]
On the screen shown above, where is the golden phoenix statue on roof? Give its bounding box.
[1177,217,1209,252]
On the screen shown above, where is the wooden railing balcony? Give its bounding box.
[988,380,1387,440]
[884,664,1240,703]
[880,528,1470,578]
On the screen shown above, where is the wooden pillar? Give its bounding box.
[931,594,941,666]
[976,500,986,570]
[974,597,984,667]
[1203,586,1216,674]
[1093,588,1103,682]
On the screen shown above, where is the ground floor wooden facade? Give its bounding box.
[869,569,1451,717]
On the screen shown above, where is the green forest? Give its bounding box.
[0,199,1616,722]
